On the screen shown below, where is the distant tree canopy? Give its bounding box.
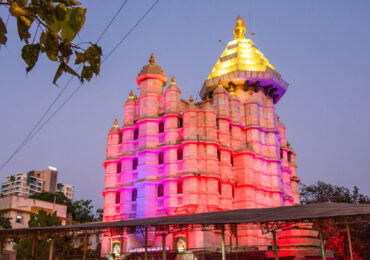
[0,213,12,229]
[30,191,99,223]
[0,0,102,84]
[300,181,370,259]
[300,181,370,204]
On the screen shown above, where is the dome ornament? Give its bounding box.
[171,76,176,83]
[149,53,156,65]
[233,15,246,39]
[129,90,134,99]
[114,119,119,127]
[189,96,194,103]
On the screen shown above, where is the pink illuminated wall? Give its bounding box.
[100,55,301,256]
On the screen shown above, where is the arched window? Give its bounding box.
[280,148,284,159]
[287,152,292,163]
[229,123,232,134]
[159,121,164,133]
[177,181,183,194]
[157,184,164,197]
[177,148,183,161]
[132,188,137,202]
[216,119,219,130]
[218,181,222,195]
[177,117,183,128]
[115,192,120,204]
[232,187,235,199]
[230,154,234,167]
[116,162,121,174]
[217,149,221,162]
[158,152,164,165]
[132,158,138,170]
[134,128,139,140]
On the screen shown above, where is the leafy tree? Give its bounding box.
[0,213,11,229]
[16,209,62,259]
[0,213,11,255]
[95,208,103,221]
[28,209,61,227]
[0,0,102,84]
[300,181,370,259]
[70,199,94,223]
[30,191,73,213]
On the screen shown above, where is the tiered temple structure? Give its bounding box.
[102,16,307,258]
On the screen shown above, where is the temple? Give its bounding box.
[101,16,305,258]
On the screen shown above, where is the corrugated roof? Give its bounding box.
[1,202,369,236]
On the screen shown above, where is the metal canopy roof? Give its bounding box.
[1,202,370,236]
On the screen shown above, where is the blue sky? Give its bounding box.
[1,0,369,208]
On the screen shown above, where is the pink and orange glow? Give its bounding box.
[101,17,304,257]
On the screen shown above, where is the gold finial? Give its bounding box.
[134,95,138,102]
[114,119,119,127]
[171,76,176,83]
[229,85,235,95]
[287,141,291,148]
[129,90,134,99]
[233,15,246,39]
[149,53,156,65]
[189,96,194,103]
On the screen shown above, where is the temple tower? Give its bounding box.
[102,16,301,257]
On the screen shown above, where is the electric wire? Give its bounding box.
[96,0,128,44]
[102,0,160,63]
[27,0,160,145]
[0,1,131,172]
[0,0,160,172]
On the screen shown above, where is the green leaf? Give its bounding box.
[74,50,85,64]
[69,7,85,32]
[84,44,101,74]
[45,31,58,61]
[39,31,46,52]
[81,65,93,82]
[55,3,66,21]
[53,62,64,85]
[0,17,7,45]
[63,62,79,77]
[17,16,31,43]
[54,0,81,7]
[21,43,40,72]
[59,41,72,58]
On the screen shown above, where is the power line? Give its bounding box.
[103,0,160,63]
[0,0,160,172]
[96,0,129,44]
[0,0,131,172]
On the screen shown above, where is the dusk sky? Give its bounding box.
[1,0,369,209]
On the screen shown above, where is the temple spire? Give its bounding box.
[233,15,246,39]
[149,53,156,64]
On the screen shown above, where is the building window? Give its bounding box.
[229,123,232,134]
[287,151,292,163]
[132,188,137,202]
[177,148,183,161]
[232,187,235,199]
[218,181,222,195]
[157,184,164,197]
[280,148,284,159]
[177,181,183,194]
[159,121,164,133]
[217,149,221,162]
[132,158,138,170]
[158,152,164,165]
[230,154,234,167]
[117,162,121,174]
[16,214,22,224]
[115,192,120,204]
[216,119,219,130]
[134,128,139,140]
[177,117,183,128]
